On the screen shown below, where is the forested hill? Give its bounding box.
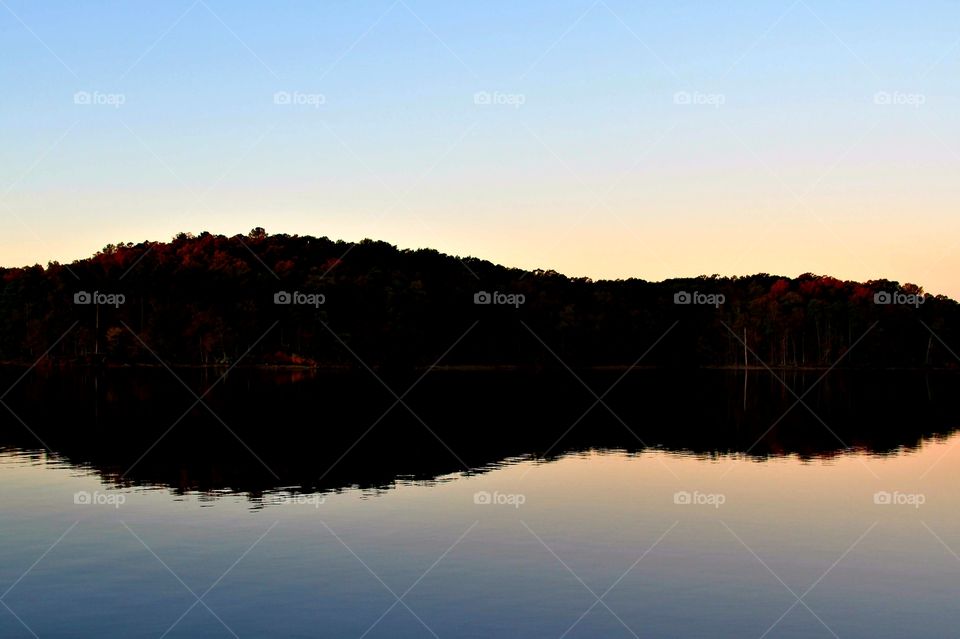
[1,229,957,369]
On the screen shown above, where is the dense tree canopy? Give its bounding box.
[0,230,957,369]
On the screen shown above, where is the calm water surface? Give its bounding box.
[0,370,958,638]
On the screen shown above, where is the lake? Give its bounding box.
[1,368,958,638]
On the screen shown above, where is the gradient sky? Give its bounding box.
[1,1,958,297]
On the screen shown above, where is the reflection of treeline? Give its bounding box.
[2,368,958,495]
[0,229,957,368]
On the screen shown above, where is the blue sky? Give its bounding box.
[1,0,959,295]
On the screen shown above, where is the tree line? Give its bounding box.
[0,229,957,369]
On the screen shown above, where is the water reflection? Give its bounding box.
[1,368,958,500]
[1,420,960,637]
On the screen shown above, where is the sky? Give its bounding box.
[1,0,958,297]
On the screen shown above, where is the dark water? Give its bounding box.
[1,368,959,637]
